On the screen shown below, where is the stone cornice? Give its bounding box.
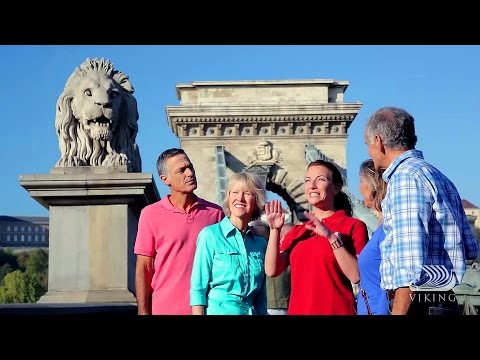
[19,172,160,210]
[166,103,362,137]
[166,103,362,116]
[170,114,356,123]
[178,79,341,87]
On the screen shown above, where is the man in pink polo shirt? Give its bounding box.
[134,148,224,315]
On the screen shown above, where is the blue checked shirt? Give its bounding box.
[379,150,479,290]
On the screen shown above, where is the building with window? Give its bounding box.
[463,199,480,230]
[0,216,49,248]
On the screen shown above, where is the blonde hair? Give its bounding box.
[223,172,266,220]
[359,159,386,213]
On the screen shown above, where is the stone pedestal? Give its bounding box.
[19,166,160,304]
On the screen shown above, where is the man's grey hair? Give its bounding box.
[365,107,417,150]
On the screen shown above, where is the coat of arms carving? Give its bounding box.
[247,139,282,165]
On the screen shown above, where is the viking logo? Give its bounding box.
[409,265,457,292]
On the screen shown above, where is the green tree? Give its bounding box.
[0,249,19,285]
[15,250,29,271]
[0,249,19,269]
[25,249,48,292]
[0,270,38,303]
[0,263,13,283]
[0,249,49,303]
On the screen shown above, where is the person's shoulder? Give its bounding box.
[335,210,364,225]
[372,224,386,240]
[397,155,431,175]
[291,223,306,231]
[344,215,368,230]
[198,221,221,238]
[285,223,308,238]
[280,223,308,250]
[398,157,449,185]
[350,217,367,226]
[200,222,218,231]
[197,197,223,212]
[140,199,168,215]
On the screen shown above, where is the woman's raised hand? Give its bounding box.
[265,200,285,230]
[304,211,332,238]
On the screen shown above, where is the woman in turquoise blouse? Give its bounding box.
[190,172,267,315]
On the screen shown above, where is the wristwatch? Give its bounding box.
[330,232,344,250]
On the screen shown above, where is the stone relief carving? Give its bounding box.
[247,138,282,165]
[170,117,352,138]
[54,57,141,172]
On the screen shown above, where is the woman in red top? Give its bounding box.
[265,160,368,315]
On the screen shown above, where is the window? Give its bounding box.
[34,235,38,242]
[6,235,10,242]
[28,235,32,242]
[41,235,46,242]
[14,235,17,242]
[21,235,25,242]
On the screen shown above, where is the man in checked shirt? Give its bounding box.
[364,107,479,315]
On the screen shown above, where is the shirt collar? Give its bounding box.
[160,194,203,213]
[325,209,347,222]
[382,149,424,183]
[302,210,347,229]
[219,216,253,238]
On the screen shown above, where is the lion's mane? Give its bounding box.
[55,57,141,172]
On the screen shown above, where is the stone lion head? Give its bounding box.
[55,57,141,172]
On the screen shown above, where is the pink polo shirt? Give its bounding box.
[134,195,224,314]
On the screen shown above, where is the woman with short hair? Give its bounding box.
[190,171,268,315]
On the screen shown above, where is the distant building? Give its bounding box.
[0,216,49,248]
[463,199,480,229]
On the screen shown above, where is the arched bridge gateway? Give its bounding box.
[165,80,378,232]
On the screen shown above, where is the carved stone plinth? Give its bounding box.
[19,166,160,304]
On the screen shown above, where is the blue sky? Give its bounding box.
[1,45,479,217]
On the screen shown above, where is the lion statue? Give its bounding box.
[54,57,141,172]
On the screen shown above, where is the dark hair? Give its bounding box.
[307,160,353,217]
[156,148,186,176]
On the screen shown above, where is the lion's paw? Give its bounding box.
[103,153,129,167]
[56,156,87,167]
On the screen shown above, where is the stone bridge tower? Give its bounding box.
[166,79,373,226]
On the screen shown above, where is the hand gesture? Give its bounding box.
[265,200,285,230]
[304,211,332,238]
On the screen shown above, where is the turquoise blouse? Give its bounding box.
[190,216,267,315]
